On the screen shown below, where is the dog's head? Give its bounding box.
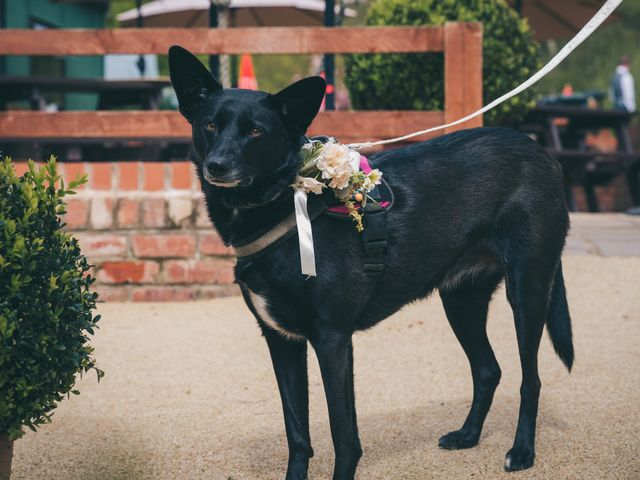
[168,46,326,206]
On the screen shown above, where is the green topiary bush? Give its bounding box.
[0,157,103,441]
[345,0,541,126]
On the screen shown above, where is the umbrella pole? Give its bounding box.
[209,2,220,78]
[324,0,335,110]
[135,0,146,77]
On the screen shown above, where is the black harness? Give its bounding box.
[232,176,393,277]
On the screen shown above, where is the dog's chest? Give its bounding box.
[242,286,306,341]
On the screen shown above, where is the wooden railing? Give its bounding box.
[0,24,482,147]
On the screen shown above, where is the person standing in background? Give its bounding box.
[612,55,640,216]
[611,55,636,113]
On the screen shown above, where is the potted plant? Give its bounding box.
[0,157,103,479]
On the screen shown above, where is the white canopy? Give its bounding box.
[116,0,356,27]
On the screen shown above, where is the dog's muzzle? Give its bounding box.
[203,170,241,188]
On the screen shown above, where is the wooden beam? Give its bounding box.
[0,111,445,144]
[310,111,444,142]
[0,26,445,55]
[444,22,483,133]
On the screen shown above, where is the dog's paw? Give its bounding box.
[504,446,535,471]
[438,429,480,450]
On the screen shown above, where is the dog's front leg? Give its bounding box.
[311,332,362,480]
[265,330,313,480]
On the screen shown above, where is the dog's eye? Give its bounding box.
[249,127,263,137]
[204,121,217,132]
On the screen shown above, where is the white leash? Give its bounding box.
[347,0,624,151]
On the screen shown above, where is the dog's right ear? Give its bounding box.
[269,76,326,135]
[169,45,222,122]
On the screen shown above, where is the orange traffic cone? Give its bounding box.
[238,54,258,90]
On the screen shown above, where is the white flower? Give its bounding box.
[363,169,383,191]
[328,171,353,190]
[293,176,326,195]
[316,141,359,190]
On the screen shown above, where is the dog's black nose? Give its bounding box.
[205,159,230,178]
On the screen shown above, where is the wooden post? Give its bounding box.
[444,22,483,133]
[0,433,12,480]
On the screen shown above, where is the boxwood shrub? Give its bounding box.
[0,157,103,440]
[345,0,541,126]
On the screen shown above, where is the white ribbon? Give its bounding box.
[293,189,316,276]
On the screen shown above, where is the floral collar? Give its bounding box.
[292,138,382,232]
[232,139,385,277]
[285,138,384,276]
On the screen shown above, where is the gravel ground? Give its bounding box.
[10,255,640,480]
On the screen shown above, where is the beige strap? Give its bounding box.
[233,212,298,258]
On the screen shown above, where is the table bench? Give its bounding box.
[0,75,171,111]
[520,106,639,211]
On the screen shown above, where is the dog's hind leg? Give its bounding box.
[264,331,314,480]
[503,257,557,472]
[311,332,362,480]
[438,270,504,450]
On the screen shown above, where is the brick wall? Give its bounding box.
[12,160,239,302]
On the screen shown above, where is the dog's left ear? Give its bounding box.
[169,45,222,121]
[270,76,326,135]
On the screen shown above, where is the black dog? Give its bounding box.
[169,45,573,480]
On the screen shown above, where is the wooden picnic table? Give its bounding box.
[0,75,171,111]
[519,105,639,212]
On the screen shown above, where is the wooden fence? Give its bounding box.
[0,24,483,147]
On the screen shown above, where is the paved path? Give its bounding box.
[566,213,640,257]
[9,215,640,480]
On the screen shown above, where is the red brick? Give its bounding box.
[163,258,235,284]
[143,162,165,191]
[199,231,233,256]
[95,285,130,302]
[118,162,140,191]
[97,260,160,284]
[171,162,193,189]
[117,198,140,228]
[92,163,113,190]
[131,286,196,302]
[63,198,90,229]
[142,198,166,228]
[198,285,241,299]
[12,161,30,177]
[132,234,196,258]
[62,163,86,190]
[76,233,128,258]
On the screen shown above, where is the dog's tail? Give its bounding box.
[546,260,574,371]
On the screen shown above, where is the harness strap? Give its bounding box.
[361,201,388,276]
[232,193,330,262]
